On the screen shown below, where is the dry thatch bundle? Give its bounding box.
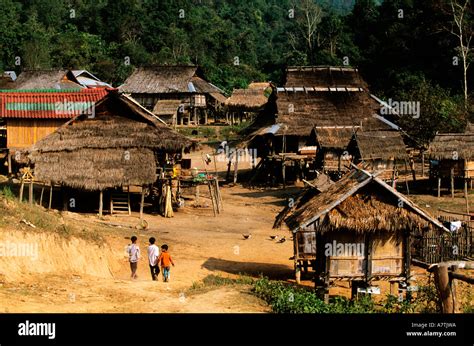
[429,132,474,160]
[226,82,272,111]
[283,169,447,234]
[120,66,223,94]
[352,130,408,161]
[285,66,367,89]
[30,91,194,191]
[274,90,388,137]
[14,69,82,90]
[315,128,355,149]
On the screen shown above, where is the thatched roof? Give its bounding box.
[14,70,83,90]
[274,173,334,228]
[429,132,474,160]
[315,127,355,149]
[282,169,448,234]
[352,130,408,161]
[284,66,367,89]
[152,100,182,116]
[274,90,390,137]
[30,91,194,191]
[120,66,224,95]
[226,82,272,111]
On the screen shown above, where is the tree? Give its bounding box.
[446,0,473,109]
[292,0,323,64]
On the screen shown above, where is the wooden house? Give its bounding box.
[120,66,226,126]
[429,127,474,198]
[225,82,272,125]
[243,66,404,184]
[0,89,109,172]
[277,168,448,298]
[29,90,193,217]
[347,130,409,181]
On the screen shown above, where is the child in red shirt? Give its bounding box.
[158,244,175,282]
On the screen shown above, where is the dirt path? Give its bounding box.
[0,184,294,313]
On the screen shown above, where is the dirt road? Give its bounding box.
[0,184,295,313]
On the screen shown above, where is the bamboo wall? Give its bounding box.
[6,119,66,149]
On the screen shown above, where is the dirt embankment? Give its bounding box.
[0,229,119,282]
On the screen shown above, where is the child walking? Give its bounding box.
[147,237,160,281]
[158,244,174,282]
[127,236,140,279]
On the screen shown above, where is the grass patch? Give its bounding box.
[0,191,105,246]
[187,274,255,296]
[252,277,441,314]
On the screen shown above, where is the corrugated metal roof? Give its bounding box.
[0,89,110,119]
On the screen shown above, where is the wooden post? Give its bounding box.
[19,180,24,202]
[451,167,455,198]
[391,162,397,188]
[48,183,53,210]
[438,177,441,198]
[208,181,217,217]
[204,110,208,125]
[233,151,239,184]
[433,264,454,313]
[99,190,103,217]
[29,180,33,205]
[282,160,286,189]
[140,186,145,220]
[404,160,410,195]
[465,179,469,214]
[7,152,12,175]
[404,231,411,296]
[421,152,425,177]
[39,186,44,207]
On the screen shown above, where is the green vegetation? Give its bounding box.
[0,1,471,145]
[253,277,442,313]
[187,275,447,313]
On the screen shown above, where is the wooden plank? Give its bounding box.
[99,190,103,217]
[140,186,145,220]
[48,184,53,210]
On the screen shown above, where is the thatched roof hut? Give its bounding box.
[30,90,193,191]
[14,70,83,90]
[120,65,223,95]
[284,66,367,90]
[280,168,448,289]
[429,132,474,161]
[226,82,272,111]
[350,130,408,161]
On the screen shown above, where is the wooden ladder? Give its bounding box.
[110,191,131,215]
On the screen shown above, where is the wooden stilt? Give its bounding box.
[99,190,103,217]
[19,180,24,202]
[438,177,441,198]
[433,264,454,313]
[421,152,425,177]
[451,167,455,198]
[48,183,53,210]
[29,180,34,205]
[208,181,217,217]
[404,160,410,195]
[233,152,239,184]
[282,160,286,189]
[140,186,145,220]
[7,152,12,175]
[39,186,44,206]
[465,179,469,214]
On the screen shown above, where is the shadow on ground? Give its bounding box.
[201,257,293,280]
